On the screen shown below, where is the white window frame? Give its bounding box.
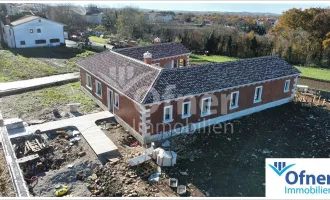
[163,105,173,123]
[201,97,212,117]
[95,80,102,98]
[181,101,191,119]
[114,93,119,109]
[230,91,239,110]
[86,74,92,90]
[284,80,290,93]
[253,86,263,103]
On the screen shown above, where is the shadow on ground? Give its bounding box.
[162,102,330,197]
[8,47,84,59]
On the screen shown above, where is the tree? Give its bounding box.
[115,7,148,39]
[183,13,194,23]
[102,9,117,31]
[94,25,106,33]
[205,30,218,54]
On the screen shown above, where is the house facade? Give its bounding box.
[77,41,300,145]
[1,15,65,48]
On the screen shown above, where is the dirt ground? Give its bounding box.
[95,119,179,197]
[10,127,101,197]
[298,77,330,91]
[0,143,15,197]
[0,82,102,123]
[161,101,330,197]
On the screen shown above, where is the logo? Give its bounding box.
[266,158,330,198]
[268,161,296,176]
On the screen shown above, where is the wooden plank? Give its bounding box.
[35,139,43,149]
[17,154,39,164]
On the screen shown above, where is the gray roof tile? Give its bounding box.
[77,51,160,103]
[143,56,301,104]
[114,42,191,61]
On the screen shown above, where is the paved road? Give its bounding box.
[0,73,79,97]
[65,40,113,49]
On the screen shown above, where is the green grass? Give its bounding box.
[0,81,98,118]
[40,82,97,112]
[190,54,238,65]
[295,66,330,82]
[191,55,330,82]
[89,36,109,44]
[0,48,95,83]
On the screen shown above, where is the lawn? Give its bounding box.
[0,47,94,83]
[89,36,109,44]
[0,81,101,122]
[190,54,330,82]
[295,66,330,82]
[190,54,238,65]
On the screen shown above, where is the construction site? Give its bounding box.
[0,84,330,197]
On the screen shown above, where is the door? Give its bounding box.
[108,88,114,113]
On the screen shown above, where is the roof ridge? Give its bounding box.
[114,42,182,52]
[110,50,162,71]
[162,55,282,71]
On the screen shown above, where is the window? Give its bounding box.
[115,93,119,109]
[163,105,173,123]
[230,91,239,109]
[254,86,263,103]
[35,39,46,44]
[201,97,211,117]
[20,41,26,45]
[284,80,290,93]
[86,74,92,89]
[95,80,102,98]
[30,29,33,33]
[50,38,60,43]
[182,101,191,118]
[37,28,41,33]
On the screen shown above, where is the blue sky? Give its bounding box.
[73,1,330,14]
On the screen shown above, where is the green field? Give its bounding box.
[190,54,238,65]
[190,54,330,82]
[0,48,94,83]
[295,66,330,82]
[89,36,109,44]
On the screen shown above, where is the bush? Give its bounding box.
[85,46,107,53]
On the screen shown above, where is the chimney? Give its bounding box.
[143,51,152,64]
[5,15,10,25]
[153,37,161,44]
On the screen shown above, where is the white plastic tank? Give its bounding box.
[152,148,163,160]
[156,150,177,167]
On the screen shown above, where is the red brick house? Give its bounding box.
[77,41,301,144]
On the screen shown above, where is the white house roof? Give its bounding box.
[10,15,65,26]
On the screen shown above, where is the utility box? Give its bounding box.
[4,118,25,130]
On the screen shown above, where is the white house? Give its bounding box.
[84,13,103,25]
[1,15,65,48]
[147,13,173,23]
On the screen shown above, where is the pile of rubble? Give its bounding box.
[84,158,163,197]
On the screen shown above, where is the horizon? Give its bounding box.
[69,1,330,14]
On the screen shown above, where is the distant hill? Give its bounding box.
[139,8,280,16]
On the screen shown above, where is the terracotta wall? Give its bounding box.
[146,76,297,135]
[80,69,141,133]
[154,55,188,68]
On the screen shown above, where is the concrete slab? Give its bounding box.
[19,111,119,159]
[0,72,79,97]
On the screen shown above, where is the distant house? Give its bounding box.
[77,38,300,144]
[0,15,65,48]
[256,19,263,26]
[147,13,173,23]
[266,18,278,26]
[84,12,103,25]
